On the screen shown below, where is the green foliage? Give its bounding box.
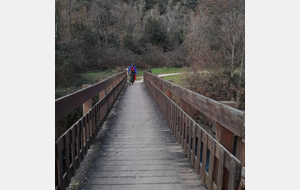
[144,17,167,50]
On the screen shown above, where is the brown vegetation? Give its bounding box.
[185,0,245,110]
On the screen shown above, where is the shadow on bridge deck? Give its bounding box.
[66,80,206,190]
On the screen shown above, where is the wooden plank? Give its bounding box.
[56,138,65,189]
[78,121,83,162]
[168,99,172,126]
[86,114,90,150]
[81,117,87,156]
[88,111,93,144]
[68,74,207,190]
[70,126,76,175]
[186,118,191,160]
[195,124,202,175]
[191,123,196,167]
[74,122,79,168]
[236,137,245,166]
[55,71,126,122]
[145,72,244,138]
[200,132,208,183]
[213,155,218,186]
[91,108,96,140]
[225,151,240,190]
[170,103,174,133]
[64,131,71,184]
[178,109,182,145]
[215,143,225,190]
[183,115,188,153]
[177,107,181,144]
[181,112,185,149]
[215,123,234,153]
[166,89,172,99]
[173,104,176,135]
[55,142,62,189]
[207,137,216,190]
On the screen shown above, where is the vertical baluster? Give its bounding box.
[215,143,225,190]
[191,123,197,167]
[207,137,216,190]
[200,132,208,183]
[70,126,76,175]
[196,125,202,175]
[64,131,71,184]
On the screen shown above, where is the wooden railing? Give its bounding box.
[144,71,245,190]
[55,71,127,190]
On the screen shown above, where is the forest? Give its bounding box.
[55,0,245,109]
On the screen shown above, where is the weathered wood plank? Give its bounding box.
[236,137,245,166]
[145,72,244,138]
[87,184,205,190]
[200,132,208,183]
[195,125,202,175]
[186,118,192,160]
[207,137,216,190]
[55,72,126,122]
[66,79,206,190]
[191,123,196,167]
[215,123,235,153]
[70,126,76,176]
[215,143,225,190]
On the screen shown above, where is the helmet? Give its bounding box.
[131,63,134,66]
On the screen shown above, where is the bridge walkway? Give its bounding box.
[67,80,206,190]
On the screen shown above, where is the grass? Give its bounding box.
[150,67,185,75]
[162,74,184,86]
[56,67,187,98]
[133,67,186,81]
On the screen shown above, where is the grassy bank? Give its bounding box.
[55,67,187,98]
[150,67,185,75]
[162,74,185,86]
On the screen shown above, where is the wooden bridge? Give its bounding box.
[55,71,245,190]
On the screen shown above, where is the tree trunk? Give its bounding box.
[230,38,235,101]
[236,48,245,103]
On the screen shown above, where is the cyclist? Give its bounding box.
[127,63,137,82]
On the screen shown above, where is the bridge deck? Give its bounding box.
[67,81,206,190]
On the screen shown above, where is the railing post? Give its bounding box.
[215,123,234,153]
[166,89,172,99]
[82,84,92,114]
[158,84,163,91]
[180,99,191,116]
[99,79,106,100]
[82,84,92,151]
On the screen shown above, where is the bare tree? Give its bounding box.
[185,0,245,108]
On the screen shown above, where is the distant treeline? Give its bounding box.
[56,0,245,109]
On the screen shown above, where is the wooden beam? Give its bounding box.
[145,72,245,139]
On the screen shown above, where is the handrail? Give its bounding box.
[144,71,245,139]
[144,71,244,190]
[55,71,127,123]
[55,71,127,190]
